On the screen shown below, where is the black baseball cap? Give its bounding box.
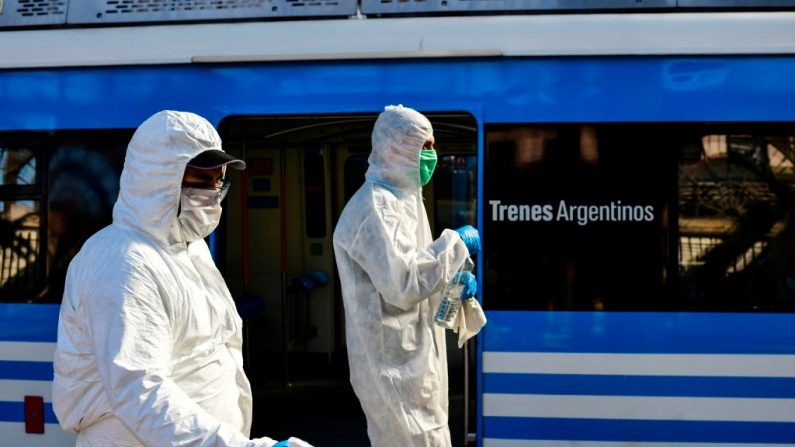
[187,150,246,170]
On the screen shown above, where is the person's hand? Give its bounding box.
[455,225,481,256]
[454,271,477,300]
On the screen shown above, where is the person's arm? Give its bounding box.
[88,256,274,447]
[348,212,469,310]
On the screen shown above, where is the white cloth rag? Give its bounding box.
[454,298,487,348]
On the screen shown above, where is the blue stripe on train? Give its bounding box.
[0,361,53,381]
[483,417,795,443]
[0,304,59,343]
[5,58,795,130]
[0,401,58,424]
[483,311,795,354]
[483,373,795,398]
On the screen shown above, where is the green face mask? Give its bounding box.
[419,149,438,186]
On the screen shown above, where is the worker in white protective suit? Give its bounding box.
[53,110,312,447]
[333,105,481,446]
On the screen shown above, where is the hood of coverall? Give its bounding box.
[365,104,434,191]
[112,110,227,248]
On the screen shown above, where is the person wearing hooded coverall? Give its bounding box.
[53,110,312,447]
[333,105,481,447]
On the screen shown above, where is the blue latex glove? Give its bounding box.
[454,271,478,300]
[274,439,313,447]
[455,225,481,256]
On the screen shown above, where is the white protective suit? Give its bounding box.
[53,111,297,447]
[332,105,470,447]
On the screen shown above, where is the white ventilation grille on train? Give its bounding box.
[0,0,67,26]
[67,0,355,23]
[283,0,340,8]
[16,0,67,16]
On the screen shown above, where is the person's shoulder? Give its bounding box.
[71,225,163,277]
[353,181,404,209]
[334,184,381,242]
[339,182,403,223]
[338,183,374,215]
[72,225,117,259]
[79,225,152,256]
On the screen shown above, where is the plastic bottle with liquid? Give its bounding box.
[434,257,475,329]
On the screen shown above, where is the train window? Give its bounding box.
[483,124,672,311]
[0,140,43,301]
[678,134,795,311]
[433,154,477,230]
[484,124,795,312]
[0,131,129,303]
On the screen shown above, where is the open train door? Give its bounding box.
[218,113,478,445]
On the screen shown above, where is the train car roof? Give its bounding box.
[1,12,795,70]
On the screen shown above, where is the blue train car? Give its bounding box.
[2,6,795,446]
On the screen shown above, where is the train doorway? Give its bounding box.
[218,113,477,445]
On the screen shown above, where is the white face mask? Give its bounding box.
[178,187,223,243]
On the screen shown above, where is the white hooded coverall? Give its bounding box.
[333,105,470,447]
[53,111,281,447]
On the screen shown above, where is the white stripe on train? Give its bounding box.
[484,352,795,377]
[484,393,795,422]
[0,421,74,447]
[0,380,52,401]
[0,342,57,362]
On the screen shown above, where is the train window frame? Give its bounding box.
[0,136,46,301]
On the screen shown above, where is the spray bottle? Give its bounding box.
[434,256,475,329]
